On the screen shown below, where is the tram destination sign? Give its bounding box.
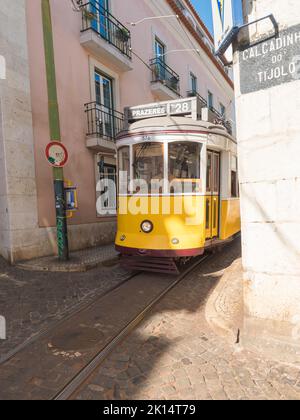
[239,23,300,94]
[125,97,198,123]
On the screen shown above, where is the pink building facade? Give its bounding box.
[0,0,235,262]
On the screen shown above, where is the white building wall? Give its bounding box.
[233,0,300,361]
[0,0,40,262]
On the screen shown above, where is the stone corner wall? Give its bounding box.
[233,0,300,363]
[0,0,39,264]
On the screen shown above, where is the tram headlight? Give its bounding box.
[141,220,153,234]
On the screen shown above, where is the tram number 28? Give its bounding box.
[170,101,192,114]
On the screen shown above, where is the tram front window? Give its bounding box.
[169,142,202,194]
[133,143,164,193]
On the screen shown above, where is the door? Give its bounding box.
[205,151,220,240]
[154,38,166,80]
[95,70,114,139]
[90,0,109,39]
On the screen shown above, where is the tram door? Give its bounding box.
[205,151,220,239]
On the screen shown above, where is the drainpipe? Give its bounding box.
[41,0,69,260]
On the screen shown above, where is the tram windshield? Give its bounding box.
[118,141,203,195]
[133,143,164,190]
[169,142,202,193]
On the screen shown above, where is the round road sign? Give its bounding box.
[45,142,69,168]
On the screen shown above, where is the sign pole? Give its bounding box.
[41,0,69,260]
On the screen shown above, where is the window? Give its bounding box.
[207,151,220,194]
[220,103,226,118]
[206,152,213,193]
[95,70,113,108]
[94,70,114,138]
[208,91,214,109]
[190,72,198,94]
[169,142,202,193]
[175,0,185,11]
[196,26,205,39]
[96,156,117,215]
[155,38,166,61]
[231,155,239,198]
[133,143,164,192]
[213,153,220,193]
[118,147,130,193]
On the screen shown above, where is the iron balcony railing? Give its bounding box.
[150,58,180,95]
[186,90,208,108]
[186,92,233,135]
[80,2,132,59]
[209,106,233,135]
[85,102,124,141]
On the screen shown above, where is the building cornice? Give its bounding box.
[166,0,234,90]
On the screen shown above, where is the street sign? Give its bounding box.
[125,97,199,123]
[239,23,300,94]
[45,142,69,168]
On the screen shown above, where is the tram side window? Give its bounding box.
[118,146,130,193]
[231,155,239,198]
[169,142,202,193]
[133,143,164,193]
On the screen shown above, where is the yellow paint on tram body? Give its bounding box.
[117,196,206,250]
[220,199,241,240]
[116,196,241,251]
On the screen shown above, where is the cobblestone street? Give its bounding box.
[1,240,300,400]
[0,257,130,362]
[73,241,300,401]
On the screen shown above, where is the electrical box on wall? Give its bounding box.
[64,181,78,215]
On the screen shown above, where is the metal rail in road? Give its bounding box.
[0,252,214,400]
[0,273,137,366]
[54,254,212,400]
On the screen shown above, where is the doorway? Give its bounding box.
[205,150,220,239]
[95,70,114,139]
[90,0,110,39]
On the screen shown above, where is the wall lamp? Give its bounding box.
[215,14,279,58]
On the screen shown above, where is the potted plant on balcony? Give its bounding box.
[82,7,97,22]
[116,27,130,43]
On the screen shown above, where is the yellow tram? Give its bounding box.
[115,98,240,273]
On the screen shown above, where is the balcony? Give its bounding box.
[80,2,133,72]
[150,58,180,100]
[200,104,233,136]
[85,102,124,151]
[209,107,233,135]
[186,91,233,135]
[187,90,208,109]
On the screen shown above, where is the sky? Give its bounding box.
[191,0,214,36]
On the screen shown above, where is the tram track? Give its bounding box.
[0,251,214,400]
[53,253,212,401]
[0,270,137,366]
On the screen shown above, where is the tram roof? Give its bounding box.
[117,116,235,142]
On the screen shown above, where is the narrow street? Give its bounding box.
[73,240,300,401]
[0,256,130,363]
[1,0,300,403]
[1,239,300,400]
